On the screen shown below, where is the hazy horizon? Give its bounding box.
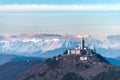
[0,0,120,39]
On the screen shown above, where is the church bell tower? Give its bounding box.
[81,38,85,50]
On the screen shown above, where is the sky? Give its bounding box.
[0,0,120,38]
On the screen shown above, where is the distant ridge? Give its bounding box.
[0,54,44,65]
[0,60,41,80]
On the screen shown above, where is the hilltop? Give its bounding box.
[17,50,120,80]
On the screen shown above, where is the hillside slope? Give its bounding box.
[17,52,120,80]
[0,60,41,80]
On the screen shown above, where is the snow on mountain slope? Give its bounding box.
[0,36,79,57]
[0,33,120,58]
[94,34,120,58]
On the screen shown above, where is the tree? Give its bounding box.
[62,72,84,80]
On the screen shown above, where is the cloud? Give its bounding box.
[0,4,120,11]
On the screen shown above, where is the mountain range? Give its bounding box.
[0,33,120,80]
[0,33,120,66]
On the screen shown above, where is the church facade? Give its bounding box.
[67,38,86,55]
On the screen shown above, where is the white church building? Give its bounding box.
[67,38,87,55]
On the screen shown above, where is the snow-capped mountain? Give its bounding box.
[0,33,120,58]
[0,39,79,57]
[95,34,120,58]
[0,33,80,57]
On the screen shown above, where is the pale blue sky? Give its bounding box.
[0,0,120,38]
[0,0,120,4]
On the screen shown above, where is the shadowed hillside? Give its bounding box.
[0,60,41,80]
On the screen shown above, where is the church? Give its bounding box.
[67,38,87,55]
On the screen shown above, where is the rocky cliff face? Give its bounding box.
[17,51,120,80]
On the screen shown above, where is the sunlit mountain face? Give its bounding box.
[0,33,120,58]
